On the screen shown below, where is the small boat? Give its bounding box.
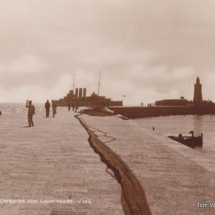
[168,131,203,148]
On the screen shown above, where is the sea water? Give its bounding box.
[134,115,215,154]
[0,103,43,118]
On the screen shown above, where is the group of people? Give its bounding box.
[26,99,80,127]
[68,100,79,112]
[45,100,57,118]
[25,99,57,127]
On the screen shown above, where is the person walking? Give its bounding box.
[72,101,75,111]
[75,100,79,112]
[45,100,50,117]
[26,100,35,127]
[52,100,57,117]
[68,100,71,111]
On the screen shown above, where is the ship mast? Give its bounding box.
[98,72,101,96]
[73,73,76,92]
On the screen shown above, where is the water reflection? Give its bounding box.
[193,116,203,136]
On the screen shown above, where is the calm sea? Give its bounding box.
[0,103,43,118]
[134,115,215,154]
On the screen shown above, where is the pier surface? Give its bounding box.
[80,113,215,215]
[0,108,123,215]
[1,107,215,214]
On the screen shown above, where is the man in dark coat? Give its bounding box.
[72,101,75,111]
[26,100,35,127]
[52,100,57,117]
[68,100,71,111]
[45,100,50,117]
[75,100,79,112]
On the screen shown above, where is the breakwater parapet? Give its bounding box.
[109,105,215,118]
[76,114,152,215]
[80,113,215,215]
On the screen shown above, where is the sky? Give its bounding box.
[0,0,215,105]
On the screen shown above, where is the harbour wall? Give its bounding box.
[109,105,215,118]
[80,111,215,215]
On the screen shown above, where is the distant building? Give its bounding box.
[155,77,204,107]
[155,98,188,106]
[193,77,203,105]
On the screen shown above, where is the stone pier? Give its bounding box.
[1,106,215,214]
[0,108,123,215]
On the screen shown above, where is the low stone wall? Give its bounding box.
[109,106,215,118]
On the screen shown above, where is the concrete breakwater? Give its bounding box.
[109,105,215,118]
[76,114,152,215]
[0,108,124,215]
[2,106,215,214]
[80,113,215,215]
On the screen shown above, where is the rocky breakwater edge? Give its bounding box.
[76,108,152,215]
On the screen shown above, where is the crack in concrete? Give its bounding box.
[76,116,116,144]
[75,114,152,215]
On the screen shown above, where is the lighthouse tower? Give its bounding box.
[193,77,203,105]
